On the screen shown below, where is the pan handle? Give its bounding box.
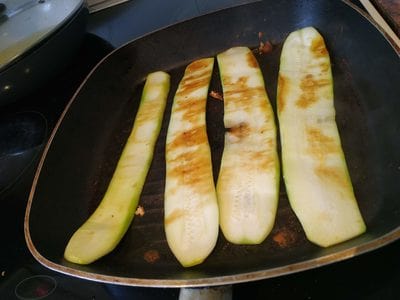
[358,0,400,49]
[179,285,232,300]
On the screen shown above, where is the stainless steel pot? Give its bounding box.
[0,0,87,105]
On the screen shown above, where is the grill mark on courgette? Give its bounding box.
[174,98,204,123]
[251,146,276,170]
[277,74,288,113]
[135,97,162,123]
[296,74,330,109]
[176,77,209,97]
[311,35,328,57]
[246,51,259,68]
[187,59,211,71]
[166,125,211,196]
[164,208,185,225]
[225,123,275,170]
[224,76,269,115]
[167,149,213,194]
[167,126,207,149]
[319,61,331,73]
[175,60,211,97]
[314,165,348,189]
[306,127,348,189]
[306,127,339,159]
[226,122,250,140]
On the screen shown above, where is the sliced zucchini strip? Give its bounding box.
[216,47,280,244]
[165,58,219,267]
[277,27,366,247]
[64,71,170,264]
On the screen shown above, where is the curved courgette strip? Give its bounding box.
[216,47,279,244]
[64,71,170,264]
[277,27,366,247]
[165,58,219,267]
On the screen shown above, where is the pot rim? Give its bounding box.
[0,0,84,71]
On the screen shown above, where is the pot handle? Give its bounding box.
[0,3,6,23]
[179,285,232,300]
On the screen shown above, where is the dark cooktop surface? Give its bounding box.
[1,0,400,298]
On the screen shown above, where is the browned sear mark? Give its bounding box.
[187,59,210,72]
[296,74,329,109]
[165,208,185,225]
[311,35,328,57]
[168,147,213,195]
[176,58,212,97]
[251,148,276,170]
[223,75,248,89]
[167,126,207,149]
[175,97,204,123]
[306,127,338,160]
[167,126,213,195]
[144,249,160,263]
[176,76,209,97]
[135,99,160,123]
[224,76,266,114]
[297,74,317,108]
[246,51,259,68]
[227,122,250,140]
[277,74,288,113]
[315,165,347,188]
[319,61,330,72]
[306,127,347,188]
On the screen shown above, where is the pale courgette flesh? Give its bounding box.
[64,71,170,264]
[277,27,366,247]
[164,58,219,267]
[216,47,280,244]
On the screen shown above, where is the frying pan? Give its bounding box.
[24,0,400,287]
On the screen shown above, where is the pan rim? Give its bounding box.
[24,0,400,287]
[23,226,400,287]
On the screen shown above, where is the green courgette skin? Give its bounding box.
[64,71,170,264]
[277,27,366,247]
[164,58,219,267]
[216,47,280,244]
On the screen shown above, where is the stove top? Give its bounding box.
[1,1,400,298]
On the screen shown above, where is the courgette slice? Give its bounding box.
[64,71,170,264]
[164,58,219,267]
[277,27,366,247]
[216,47,279,244]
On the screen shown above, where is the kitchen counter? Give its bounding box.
[1,1,398,299]
[373,0,400,36]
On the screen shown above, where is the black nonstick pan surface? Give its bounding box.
[25,0,400,287]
